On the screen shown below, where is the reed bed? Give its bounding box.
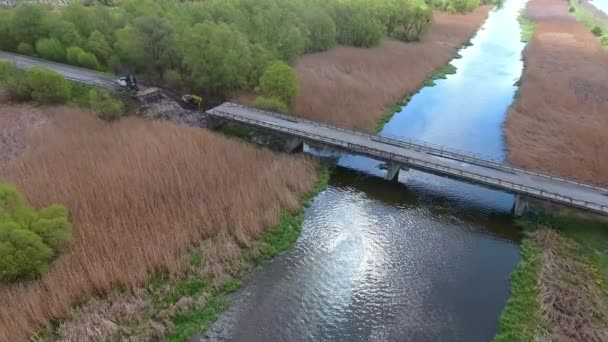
[506,0,608,186]
[0,107,318,341]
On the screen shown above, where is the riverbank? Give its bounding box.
[505,0,608,187]
[497,0,608,337]
[495,215,608,341]
[0,106,320,341]
[286,8,490,132]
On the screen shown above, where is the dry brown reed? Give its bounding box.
[0,106,319,341]
[0,104,47,172]
[505,0,608,186]
[534,229,608,341]
[290,8,489,131]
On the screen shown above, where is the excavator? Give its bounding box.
[181,94,203,110]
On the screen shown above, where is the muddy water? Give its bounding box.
[202,0,527,341]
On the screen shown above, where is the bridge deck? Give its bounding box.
[208,102,608,216]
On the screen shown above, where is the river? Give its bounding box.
[201,0,527,340]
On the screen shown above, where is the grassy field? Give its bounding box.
[570,0,608,49]
[0,107,320,341]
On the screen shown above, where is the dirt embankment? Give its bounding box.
[275,8,490,132]
[505,0,608,186]
[0,106,319,341]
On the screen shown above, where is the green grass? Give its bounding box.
[518,15,537,43]
[493,237,542,342]
[164,167,331,339]
[570,0,608,49]
[375,38,472,132]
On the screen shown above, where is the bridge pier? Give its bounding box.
[513,194,531,217]
[282,137,303,153]
[206,115,225,129]
[386,163,407,182]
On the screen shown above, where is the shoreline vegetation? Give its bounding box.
[497,0,608,339]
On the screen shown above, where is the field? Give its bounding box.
[505,0,608,186]
[291,8,490,131]
[0,106,319,341]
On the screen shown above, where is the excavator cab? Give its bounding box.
[181,94,203,110]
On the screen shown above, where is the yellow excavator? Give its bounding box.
[181,94,203,110]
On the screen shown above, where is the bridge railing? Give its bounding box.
[221,103,608,193]
[208,107,608,215]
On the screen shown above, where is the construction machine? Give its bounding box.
[181,94,203,110]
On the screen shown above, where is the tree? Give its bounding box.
[16,42,34,55]
[333,1,385,47]
[35,38,65,62]
[130,16,179,79]
[66,46,85,65]
[257,61,299,106]
[182,22,252,94]
[25,66,71,104]
[45,16,84,47]
[10,3,47,45]
[87,31,112,64]
[77,51,101,70]
[0,9,16,51]
[305,9,336,52]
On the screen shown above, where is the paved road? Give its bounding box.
[208,102,608,216]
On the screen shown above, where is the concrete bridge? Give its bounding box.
[207,102,608,217]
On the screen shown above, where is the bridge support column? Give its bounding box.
[513,194,531,217]
[206,115,224,129]
[282,137,303,153]
[386,163,403,182]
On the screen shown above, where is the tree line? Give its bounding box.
[0,0,455,99]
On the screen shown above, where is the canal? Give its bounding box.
[203,0,528,340]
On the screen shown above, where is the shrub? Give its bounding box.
[591,26,602,37]
[88,88,125,121]
[87,30,112,63]
[77,50,101,70]
[257,61,299,105]
[35,38,65,62]
[66,46,85,65]
[569,5,575,12]
[388,0,432,42]
[253,96,289,113]
[25,66,72,104]
[0,60,30,101]
[16,42,34,55]
[0,184,72,282]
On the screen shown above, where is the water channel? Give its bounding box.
[203,0,527,340]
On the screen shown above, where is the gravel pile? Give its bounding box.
[138,97,207,128]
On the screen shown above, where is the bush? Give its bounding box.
[253,96,289,113]
[592,26,602,37]
[25,66,72,104]
[257,61,299,105]
[16,42,34,55]
[66,46,85,65]
[388,0,432,42]
[35,38,65,62]
[0,184,72,282]
[0,60,30,101]
[88,88,125,121]
[569,5,575,12]
[77,50,101,70]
